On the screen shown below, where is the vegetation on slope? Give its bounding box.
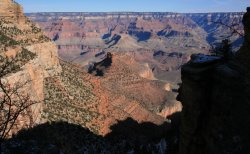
[0,18,51,53]
[42,61,104,134]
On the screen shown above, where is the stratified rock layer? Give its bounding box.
[0,0,61,136]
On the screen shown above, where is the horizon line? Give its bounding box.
[25,11,245,14]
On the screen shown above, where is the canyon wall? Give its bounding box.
[186,12,244,50]
[0,0,61,135]
[26,12,210,63]
[27,12,243,57]
[26,11,243,89]
[178,8,250,154]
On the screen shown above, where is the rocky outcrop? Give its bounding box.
[178,8,250,154]
[0,0,61,136]
[0,0,25,23]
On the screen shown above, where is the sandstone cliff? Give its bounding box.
[0,0,61,135]
[0,0,25,23]
[178,8,250,154]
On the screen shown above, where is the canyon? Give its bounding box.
[1,0,249,153]
[27,11,244,87]
[1,1,180,153]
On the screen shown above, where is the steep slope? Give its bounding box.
[0,0,61,136]
[42,52,182,135]
[12,52,179,153]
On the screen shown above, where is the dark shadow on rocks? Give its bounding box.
[2,122,103,154]
[88,52,113,76]
[2,117,180,154]
[166,112,182,154]
[106,118,171,142]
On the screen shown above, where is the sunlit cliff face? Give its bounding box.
[0,0,26,23]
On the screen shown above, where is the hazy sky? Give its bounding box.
[15,0,250,13]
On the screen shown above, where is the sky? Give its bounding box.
[15,0,250,13]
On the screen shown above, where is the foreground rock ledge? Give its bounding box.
[178,7,250,154]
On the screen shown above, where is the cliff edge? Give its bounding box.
[178,7,250,154]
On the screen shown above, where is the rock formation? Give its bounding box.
[0,0,25,23]
[178,7,250,154]
[0,0,61,136]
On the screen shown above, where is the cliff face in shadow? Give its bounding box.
[177,8,250,154]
